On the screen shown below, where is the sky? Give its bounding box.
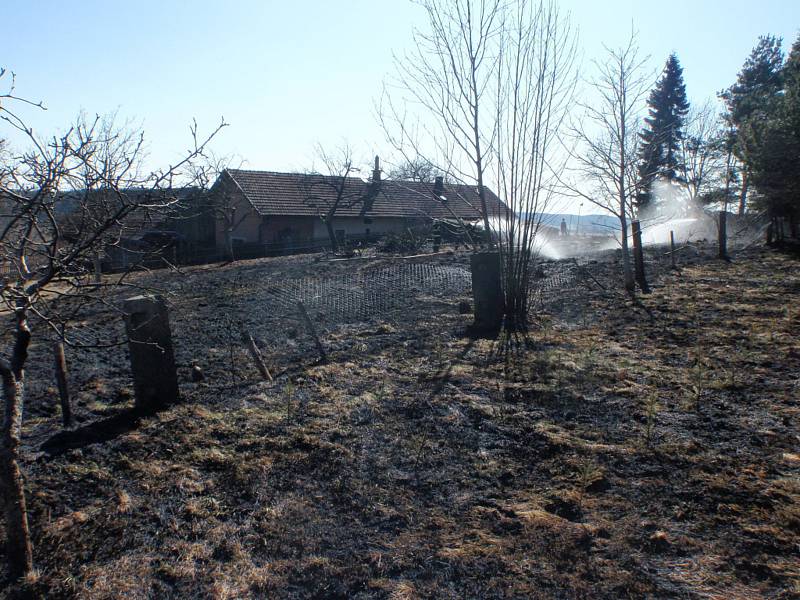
[2,0,799,210]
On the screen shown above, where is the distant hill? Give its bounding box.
[536,213,619,235]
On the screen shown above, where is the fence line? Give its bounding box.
[256,262,473,324]
[245,259,577,329]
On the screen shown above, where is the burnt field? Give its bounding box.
[3,243,799,599]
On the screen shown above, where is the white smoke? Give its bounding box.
[487,215,619,260]
[638,179,716,246]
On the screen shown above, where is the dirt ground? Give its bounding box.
[2,242,799,599]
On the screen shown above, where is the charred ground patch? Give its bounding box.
[2,245,799,598]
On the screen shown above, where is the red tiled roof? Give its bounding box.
[224,169,507,220]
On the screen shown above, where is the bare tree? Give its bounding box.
[678,103,740,259]
[680,100,728,203]
[0,70,224,580]
[492,0,578,327]
[188,153,245,262]
[388,157,438,183]
[381,0,502,238]
[563,31,652,293]
[383,0,578,329]
[300,144,372,253]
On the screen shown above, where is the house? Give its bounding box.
[44,187,216,269]
[54,187,218,268]
[3,161,508,275]
[208,158,507,254]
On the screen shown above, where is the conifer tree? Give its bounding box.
[721,35,784,127]
[637,54,691,210]
[720,35,784,214]
[745,34,800,234]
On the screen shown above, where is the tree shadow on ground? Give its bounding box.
[40,406,148,456]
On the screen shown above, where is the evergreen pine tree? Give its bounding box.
[637,54,691,210]
[721,35,784,127]
[719,35,784,214]
[781,35,800,231]
[746,34,800,232]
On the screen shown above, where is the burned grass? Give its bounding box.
[2,246,799,598]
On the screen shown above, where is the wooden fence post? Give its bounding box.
[631,220,650,293]
[297,301,328,363]
[240,326,273,381]
[670,230,676,270]
[718,210,728,259]
[53,342,72,427]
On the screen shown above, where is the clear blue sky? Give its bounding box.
[2,0,799,182]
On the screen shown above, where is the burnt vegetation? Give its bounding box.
[3,244,799,598]
[2,1,800,598]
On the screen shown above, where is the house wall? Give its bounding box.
[211,171,437,253]
[219,202,432,248]
[260,216,315,243]
[173,205,215,246]
[212,184,262,248]
[313,216,427,239]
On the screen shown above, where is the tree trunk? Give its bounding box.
[631,219,650,293]
[0,370,33,580]
[472,85,491,246]
[619,214,635,293]
[224,227,235,262]
[738,171,749,216]
[476,180,492,247]
[325,219,338,253]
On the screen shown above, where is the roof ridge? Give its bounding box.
[227,168,480,190]
[227,168,307,177]
[227,168,369,183]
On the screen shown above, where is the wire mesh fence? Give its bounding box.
[21,255,583,357]
[243,258,580,334]
[257,262,473,324]
[531,266,578,305]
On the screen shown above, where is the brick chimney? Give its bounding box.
[373,156,381,182]
[361,156,381,215]
[434,176,444,194]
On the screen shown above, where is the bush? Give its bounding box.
[378,229,428,254]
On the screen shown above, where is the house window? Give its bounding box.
[363,217,373,224]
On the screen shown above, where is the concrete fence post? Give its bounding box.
[470,251,504,334]
[123,295,179,413]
